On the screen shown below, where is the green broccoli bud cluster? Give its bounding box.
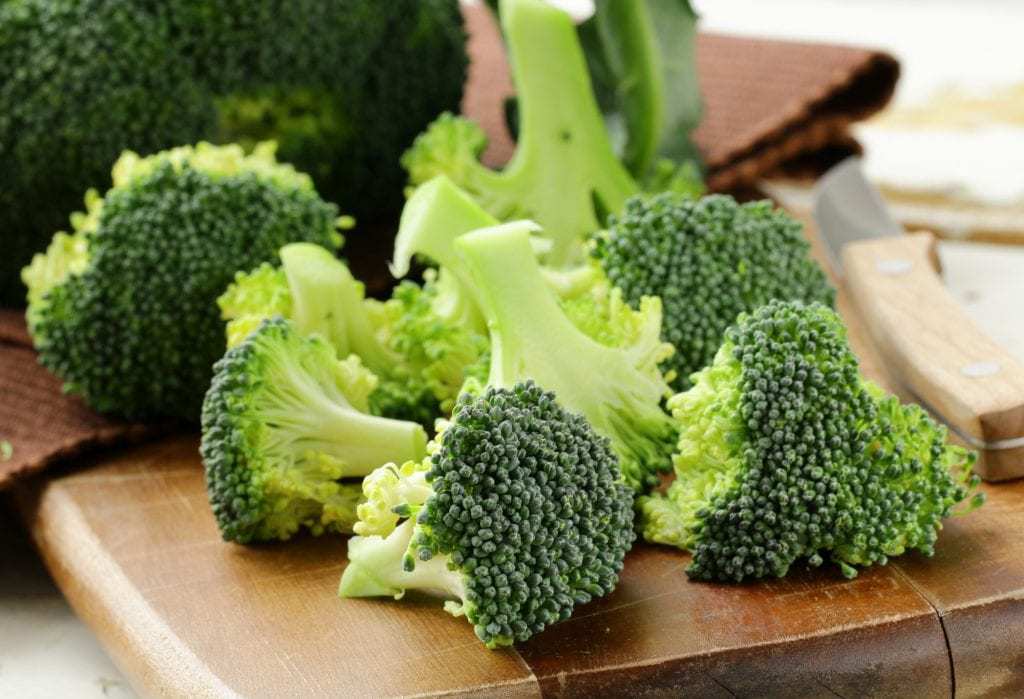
[639,300,983,582]
[23,143,344,420]
[340,381,636,648]
[593,193,836,391]
[201,318,427,544]
[392,178,679,490]
[1,0,467,304]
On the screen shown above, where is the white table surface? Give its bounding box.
[3,2,1023,696]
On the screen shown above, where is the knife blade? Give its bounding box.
[814,156,1024,481]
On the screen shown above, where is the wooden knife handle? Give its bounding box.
[843,231,1024,481]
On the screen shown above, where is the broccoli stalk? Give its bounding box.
[639,300,984,582]
[402,0,638,265]
[340,382,635,648]
[201,318,427,543]
[391,176,496,332]
[451,221,676,491]
[340,518,467,604]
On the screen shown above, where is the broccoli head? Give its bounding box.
[639,300,984,582]
[593,193,835,391]
[201,318,428,544]
[339,381,635,648]
[392,178,677,489]
[221,242,488,427]
[402,0,638,266]
[0,0,467,305]
[455,221,677,491]
[22,142,344,420]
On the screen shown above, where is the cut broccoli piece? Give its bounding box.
[394,175,630,350]
[339,381,635,648]
[201,318,427,544]
[22,142,344,420]
[592,193,836,391]
[639,300,984,582]
[452,221,676,491]
[402,0,638,265]
[220,242,488,427]
[391,175,497,334]
[0,0,467,304]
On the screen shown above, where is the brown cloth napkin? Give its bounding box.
[0,5,898,488]
[0,311,164,486]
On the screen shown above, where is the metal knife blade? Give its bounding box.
[812,156,1024,480]
[813,156,902,275]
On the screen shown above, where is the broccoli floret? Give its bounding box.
[339,381,635,648]
[639,300,984,582]
[201,318,428,544]
[458,222,676,491]
[221,242,488,427]
[402,0,638,266]
[592,193,836,391]
[0,0,467,305]
[392,179,677,489]
[22,142,344,420]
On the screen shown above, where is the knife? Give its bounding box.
[814,156,1024,481]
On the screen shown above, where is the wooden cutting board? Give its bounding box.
[11,212,1024,698]
[7,7,1021,698]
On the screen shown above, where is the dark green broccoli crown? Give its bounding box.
[594,193,836,390]
[32,163,340,420]
[687,300,979,582]
[0,0,466,305]
[211,0,467,222]
[416,382,635,646]
[0,0,213,304]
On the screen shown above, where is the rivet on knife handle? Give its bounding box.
[842,231,1024,481]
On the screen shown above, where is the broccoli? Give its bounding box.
[458,222,676,491]
[392,178,677,488]
[22,142,344,420]
[0,0,467,305]
[339,381,635,648]
[402,0,638,266]
[592,193,836,391]
[201,318,428,544]
[639,300,984,582]
[221,242,488,427]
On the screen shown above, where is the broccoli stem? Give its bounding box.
[493,0,638,264]
[455,222,585,389]
[340,520,466,602]
[259,356,426,476]
[280,243,355,356]
[280,241,398,376]
[392,176,498,279]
